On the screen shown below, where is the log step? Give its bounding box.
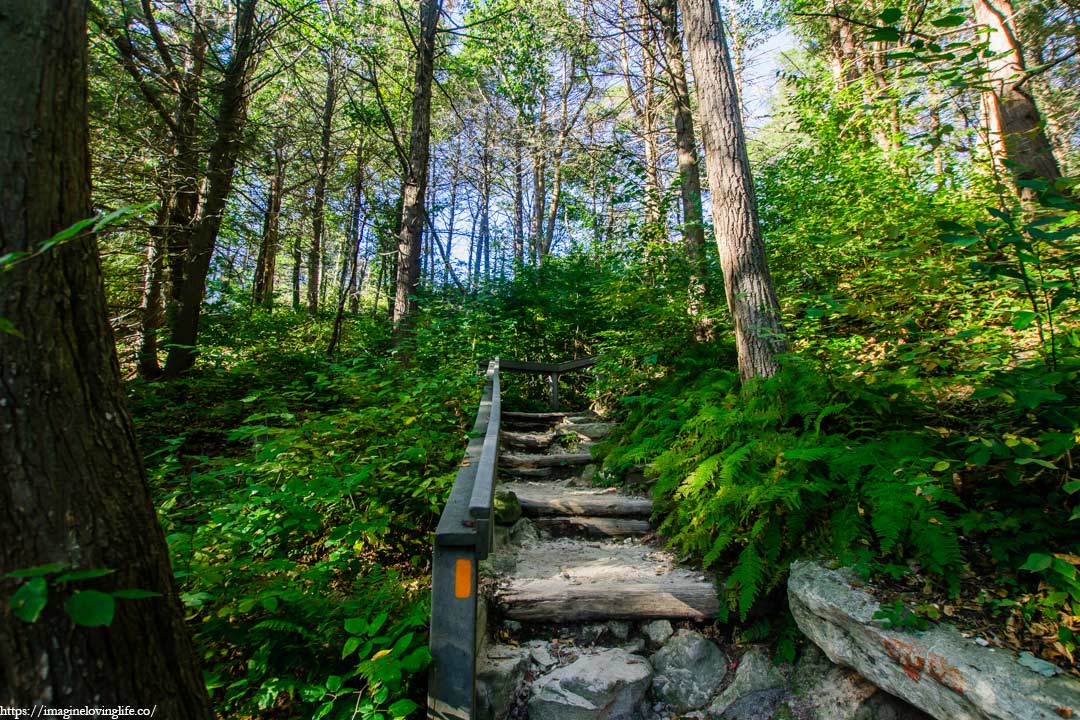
[534,516,651,539]
[500,452,592,469]
[492,539,718,623]
[501,482,652,519]
[500,431,557,452]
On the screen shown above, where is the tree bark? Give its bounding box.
[162,0,261,377]
[308,62,337,316]
[253,135,286,307]
[513,134,525,265]
[972,0,1062,202]
[655,0,707,270]
[393,0,442,339]
[0,3,213,714]
[137,200,169,379]
[678,0,788,380]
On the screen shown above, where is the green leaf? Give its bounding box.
[389,699,419,719]
[6,563,67,579]
[313,701,335,720]
[932,460,950,472]
[1019,553,1053,573]
[931,14,966,27]
[0,317,23,338]
[55,568,114,583]
[879,8,902,24]
[111,589,162,600]
[867,27,901,42]
[1064,481,1080,495]
[344,617,368,635]
[325,674,343,692]
[64,590,116,627]
[343,636,362,658]
[10,578,48,622]
[1011,311,1038,330]
[39,217,96,252]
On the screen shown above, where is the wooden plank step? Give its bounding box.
[503,411,571,421]
[500,452,592,469]
[501,483,651,518]
[492,539,718,622]
[499,467,554,480]
[534,516,650,539]
[500,431,556,452]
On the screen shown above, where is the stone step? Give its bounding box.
[501,481,652,518]
[533,516,651,539]
[492,539,718,623]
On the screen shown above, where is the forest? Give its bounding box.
[0,0,1078,717]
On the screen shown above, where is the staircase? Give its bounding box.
[487,411,719,625]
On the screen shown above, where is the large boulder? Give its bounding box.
[476,645,529,720]
[650,630,728,711]
[789,643,930,720]
[788,560,1080,720]
[528,648,653,720]
[708,647,786,718]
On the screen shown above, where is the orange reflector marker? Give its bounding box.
[454,558,472,599]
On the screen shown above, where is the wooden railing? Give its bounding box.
[427,355,596,719]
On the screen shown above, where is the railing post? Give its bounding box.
[428,544,477,719]
[548,372,559,411]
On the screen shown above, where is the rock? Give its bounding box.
[708,648,785,717]
[581,464,598,483]
[642,620,674,649]
[504,619,522,633]
[608,621,632,641]
[476,645,528,720]
[493,524,510,552]
[788,560,1080,720]
[528,648,653,720]
[494,489,522,525]
[579,623,608,644]
[650,630,728,711]
[527,641,558,670]
[712,689,786,720]
[510,518,539,545]
[621,638,647,655]
[571,422,615,440]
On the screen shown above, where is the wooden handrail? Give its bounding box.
[427,355,596,718]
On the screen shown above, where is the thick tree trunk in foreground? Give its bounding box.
[678,0,788,380]
[973,0,1062,202]
[0,3,212,714]
[393,0,442,338]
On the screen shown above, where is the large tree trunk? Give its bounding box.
[655,0,706,270]
[0,3,213,714]
[253,136,286,307]
[308,63,337,316]
[678,0,788,380]
[162,0,260,378]
[972,0,1062,202]
[392,0,442,339]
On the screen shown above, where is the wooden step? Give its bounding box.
[499,466,554,480]
[501,483,652,518]
[534,516,650,539]
[503,411,571,422]
[500,431,556,452]
[492,539,718,622]
[499,452,592,469]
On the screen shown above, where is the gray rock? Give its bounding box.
[528,648,653,720]
[621,638,648,655]
[713,688,787,720]
[493,525,510,552]
[608,621,632,641]
[788,560,1080,720]
[476,645,528,720]
[494,489,522,525]
[708,648,784,717]
[650,630,728,711]
[572,422,616,440]
[581,623,608,644]
[642,620,674,649]
[504,619,523,634]
[510,517,539,545]
[581,464,599,483]
[527,641,558,670]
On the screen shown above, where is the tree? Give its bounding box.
[393,0,443,337]
[677,0,788,379]
[973,0,1063,202]
[0,2,213,713]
